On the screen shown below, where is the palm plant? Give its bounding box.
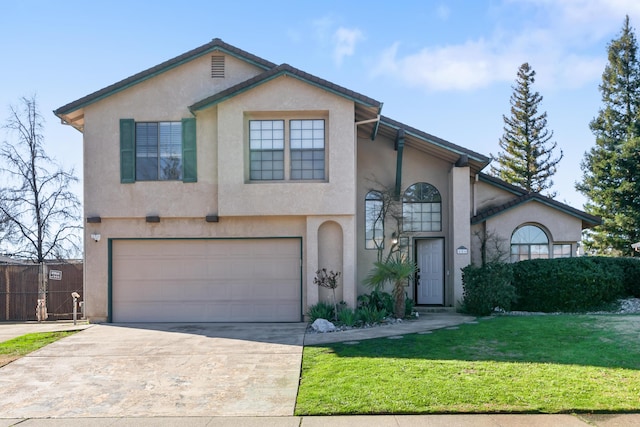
[364,252,417,319]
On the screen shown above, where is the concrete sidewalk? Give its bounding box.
[1,413,639,426]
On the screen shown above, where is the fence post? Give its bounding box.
[37,262,48,322]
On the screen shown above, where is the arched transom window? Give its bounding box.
[510,225,549,262]
[365,191,384,249]
[402,183,442,232]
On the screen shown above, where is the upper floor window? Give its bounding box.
[120,118,197,184]
[510,225,549,262]
[249,118,325,181]
[290,120,325,180]
[250,120,284,180]
[365,191,384,249]
[136,122,182,180]
[402,183,442,232]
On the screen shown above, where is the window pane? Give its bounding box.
[290,120,325,180]
[249,120,285,181]
[512,225,548,244]
[159,122,182,180]
[553,244,572,258]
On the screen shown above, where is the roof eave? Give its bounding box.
[54,40,276,117]
[190,67,381,113]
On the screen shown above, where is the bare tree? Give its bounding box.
[0,95,81,262]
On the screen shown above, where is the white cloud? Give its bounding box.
[332,27,364,66]
[371,0,635,92]
[374,40,516,91]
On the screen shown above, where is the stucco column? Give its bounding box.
[306,219,320,308]
[451,165,471,306]
[306,216,357,310]
[341,216,357,308]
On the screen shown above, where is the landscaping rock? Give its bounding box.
[311,319,336,333]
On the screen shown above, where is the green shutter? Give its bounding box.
[120,119,135,183]
[182,117,197,182]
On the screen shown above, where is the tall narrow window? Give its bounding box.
[365,191,384,249]
[249,120,284,180]
[402,183,442,232]
[135,121,182,181]
[290,119,325,180]
[510,225,549,262]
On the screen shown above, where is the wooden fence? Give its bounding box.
[0,263,83,321]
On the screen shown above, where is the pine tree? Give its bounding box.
[491,63,563,196]
[577,16,640,255]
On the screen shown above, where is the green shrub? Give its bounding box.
[356,306,387,325]
[337,307,359,327]
[461,262,516,316]
[511,257,624,312]
[306,301,335,322]
[609,257,640,297]
[357,290,394,314]
[405,295,415,317]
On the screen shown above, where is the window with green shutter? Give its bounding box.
[120,118,197,183]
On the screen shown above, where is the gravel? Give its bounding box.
[500,297,640,316]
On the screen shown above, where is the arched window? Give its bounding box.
[402,183,442,232]
[365,191,384,249]
[510,225,549,262]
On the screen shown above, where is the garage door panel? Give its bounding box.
[112,239,301,322]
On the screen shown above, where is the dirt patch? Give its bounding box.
[0,355,19,368]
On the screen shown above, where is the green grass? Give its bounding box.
[296,315,640,415]
[0,331,78,366]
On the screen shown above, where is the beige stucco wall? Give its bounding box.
[356,132,461,305]
[216,76,357,216]
[471,201,584,266]
[79,52,361,321]
[473,179,517,215]
[82,53,263,219]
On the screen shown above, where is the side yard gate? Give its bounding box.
[0,263,83,321]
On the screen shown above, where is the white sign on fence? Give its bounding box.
[49,270,62,281]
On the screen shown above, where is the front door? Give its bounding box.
[416,239,444,305]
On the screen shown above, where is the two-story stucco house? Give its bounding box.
[54,39,599,323]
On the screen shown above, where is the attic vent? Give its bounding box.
[211,55,225,78]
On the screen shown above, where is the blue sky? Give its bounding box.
[2,0,640,210]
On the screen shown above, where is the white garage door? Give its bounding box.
[111,238,302,322]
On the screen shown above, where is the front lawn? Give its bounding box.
[296,315,640,415]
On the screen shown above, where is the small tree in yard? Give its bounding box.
[364,252,417,319]
[314,268,341,321]
[0,95,81,262]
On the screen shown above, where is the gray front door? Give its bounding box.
[416,239,444,305]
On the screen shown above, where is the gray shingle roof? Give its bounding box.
[472,173,601,228]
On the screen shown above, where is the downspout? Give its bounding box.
[473,173,479,216]
[394,129,405,200]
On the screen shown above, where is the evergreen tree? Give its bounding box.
[577,16,640,255]
[491,63,563,196]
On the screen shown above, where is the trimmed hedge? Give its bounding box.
[461,257,634,315]
[461,262,516,316]
[511,258,624,312]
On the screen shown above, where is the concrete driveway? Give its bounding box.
[0,322,306,418]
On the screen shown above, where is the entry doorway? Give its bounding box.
[415,238,444,305]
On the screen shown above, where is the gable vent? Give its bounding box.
[211,55,225,78]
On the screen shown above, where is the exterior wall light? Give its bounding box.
[90,233,101,242]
